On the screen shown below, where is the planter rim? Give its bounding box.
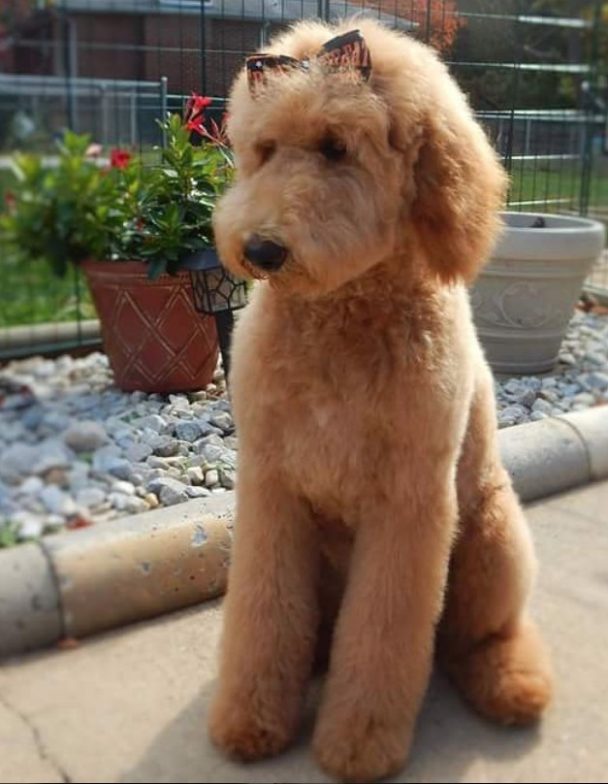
[499,211,605,234]
[491,211,606,264]
[81,258,195,283]
[81,258,186,271]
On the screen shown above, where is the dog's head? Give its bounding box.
[213,19,507,297]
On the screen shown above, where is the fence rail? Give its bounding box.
[0,0,607,359]
[0,74,166,150]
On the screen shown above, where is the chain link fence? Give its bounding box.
[1,0,607,358]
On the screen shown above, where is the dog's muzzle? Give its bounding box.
[243,236,287,272]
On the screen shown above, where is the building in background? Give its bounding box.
[1,0,413,96]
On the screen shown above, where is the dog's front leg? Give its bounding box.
[208,465,319,761]
[313,491,456,783]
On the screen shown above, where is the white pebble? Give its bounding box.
[112,480,136,496]
[63,421,107,452]
[205,469,219,488]
[186,466,205,485]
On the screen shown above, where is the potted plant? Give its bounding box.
[0,96,237,393]
[470,211,606,374]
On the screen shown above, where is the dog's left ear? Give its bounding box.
[410,98,508,284]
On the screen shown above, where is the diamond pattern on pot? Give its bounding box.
[157,290,200,352]
[83,261,219,393]
[113,294,149,351]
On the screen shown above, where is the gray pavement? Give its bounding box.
[1,481,607,784]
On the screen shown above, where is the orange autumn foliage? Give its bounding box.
[354,0,464,52]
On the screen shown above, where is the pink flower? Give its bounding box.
[85,143,103,159]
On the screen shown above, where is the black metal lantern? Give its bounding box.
[184,248,248,379]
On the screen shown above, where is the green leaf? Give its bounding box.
[0,520,21,549]
[2,113,234,279]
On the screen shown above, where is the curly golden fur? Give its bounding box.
[208,19,553,783]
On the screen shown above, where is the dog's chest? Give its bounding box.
[233,284,465,522]
[279,358,402,521]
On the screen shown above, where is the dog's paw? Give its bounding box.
[208,695,292,761]
[312,712,412,783]
[446,624,553,726]
[474,667,553,726]
[463,656,553,725]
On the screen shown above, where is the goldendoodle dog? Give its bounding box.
[208,18,553,783]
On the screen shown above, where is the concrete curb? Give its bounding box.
[1,407,607,659]
[0,319,101,360]
[498,407,608,501]
[0,495,235,659]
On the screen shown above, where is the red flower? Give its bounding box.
[4,190,16,211]
[185,92,212,119]
[184,93,214,135]
[185,116,205,135]
[110,148,132,169]
[182,92,230,148]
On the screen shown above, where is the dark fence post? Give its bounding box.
[580,0,602,216]
[199,0,207,96]
[60,3,77,132]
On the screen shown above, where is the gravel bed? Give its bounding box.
[0,310,606,544]
[494,311,608,427]
[0,354,233,543]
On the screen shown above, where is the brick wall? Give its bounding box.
[72,13,144,81]
[5,9,267,97]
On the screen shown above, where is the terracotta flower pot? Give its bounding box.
[82,259,219,393]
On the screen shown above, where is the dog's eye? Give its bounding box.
[319,136,347,162]
[256,141,276,165]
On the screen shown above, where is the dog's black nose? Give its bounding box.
[243,236,287,271]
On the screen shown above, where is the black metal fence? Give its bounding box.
[1,0,607,358]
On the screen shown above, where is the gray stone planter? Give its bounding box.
[471,212,605,374]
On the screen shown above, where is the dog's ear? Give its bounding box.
[410,99,508,284]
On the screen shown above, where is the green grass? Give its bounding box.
[0,166,95,329]
[0,255,94,329]
[0,167,16,199]
[508,159,608,213]
[1,155,608,332]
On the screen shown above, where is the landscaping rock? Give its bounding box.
[185,485,211,498]
[532,398,553,416]
[124,442,154,462]
[186,466,205,485]
[204,469,219,488]
[133,414,167,433]
[174,421,203,442]
[147,477,189,506]
[200,443,225,464]
[18,476,44,497]
[149,435,180,458]
[219,467,236,490]
[39,486,77,517]
[75,487,106,509]
[111,480,136,496]
[210,412,234,433]
[1,308,606,544]
[0,444,38,483]
[63,421,107,452]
